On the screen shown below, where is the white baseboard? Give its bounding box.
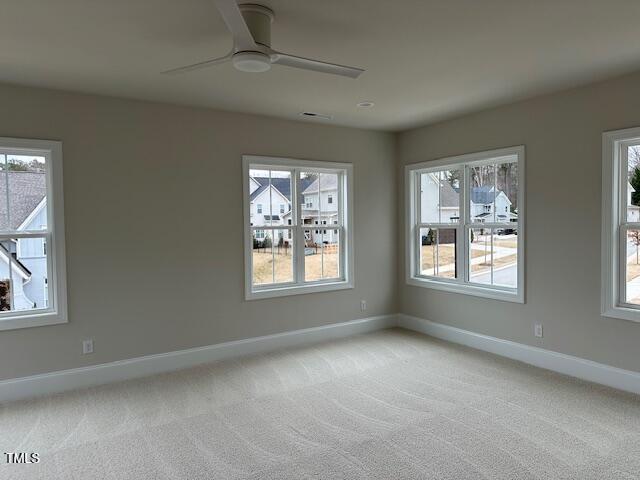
[4,312,638,404]
[0,314,396,404]
[398,314,640,396]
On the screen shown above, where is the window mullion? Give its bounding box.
[462,164,470,283]
[295,169,305,283]
[7,240,15,312]
[4,160,10,229]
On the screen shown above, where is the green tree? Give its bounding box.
[630,166,640,206]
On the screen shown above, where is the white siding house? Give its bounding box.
[420,172,515,224]
[299,174,339,245]
[249,176,293,246]
[0,171,48,311]
[248,174,340,247]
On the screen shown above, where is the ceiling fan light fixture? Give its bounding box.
[232,51,271,73]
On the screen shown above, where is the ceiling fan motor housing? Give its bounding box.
[238,4,274,48]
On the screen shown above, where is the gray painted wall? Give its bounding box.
[398,70,640,374]
[4,67,640,382]
[0,83,397,381]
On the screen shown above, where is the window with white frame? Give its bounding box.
[406,146,524,302]
[243,155,353,299]
[602,127,640,321]
[0,137,67,330]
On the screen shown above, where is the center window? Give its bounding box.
[405,146,524,302]
[243,156,353,299]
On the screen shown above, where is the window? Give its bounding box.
[243,155,353,299]
[280,204,285,214]
[0,137,67,330]
[405,146,524,302]
[257,204,263,214]
[328,195,333,204]
[602,126,640,321]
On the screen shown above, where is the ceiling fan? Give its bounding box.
[162,0,364,79]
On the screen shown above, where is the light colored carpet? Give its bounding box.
[1,328,640,479]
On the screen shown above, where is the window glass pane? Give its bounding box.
[0,236,49,312]
[300,171,319,228]
[249,169,291,227]
[495,161,517,224]
[0,238,12,311]
[419,227,457,278]
[469,228,518,287]
[252,230,274,286]
[625,228,640,304]
[627,145,640,222]
[469,164,497,223]
[0,155,7,231]
[273,229,294,284]
[304,228,322,282]
[303,228,340,281]
[420,170,460,224]
[5,155,47,231]
[469,228,494,284]
[320,172,339,227]
[322,229,340,280]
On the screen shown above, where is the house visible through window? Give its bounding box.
[0,137,67,330]
[405,146,524,303]
[244,156,353,299]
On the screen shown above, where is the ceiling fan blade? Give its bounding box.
[270,51,364,79]
[213,0,256,51]
[161,52,233,75]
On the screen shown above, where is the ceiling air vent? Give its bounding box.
[299,112,333,121]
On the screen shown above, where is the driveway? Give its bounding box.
[470,263,517,287]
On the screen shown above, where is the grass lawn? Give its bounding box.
[493,239,518,249]
[253,248,339,284]
[421,244,485,277]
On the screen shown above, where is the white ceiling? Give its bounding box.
[2,0,640,131]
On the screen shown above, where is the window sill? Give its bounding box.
[406,276,524,303]
[0,310,67,331]
[601,305,640,323]
[246,280,353,300]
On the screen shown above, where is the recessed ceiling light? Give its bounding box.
[299,111,333,120]
[357,101,375,108]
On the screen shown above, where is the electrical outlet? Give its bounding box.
[82,339,94,354]
[534,324,543,338]
[360,300,367,312]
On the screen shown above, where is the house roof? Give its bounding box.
[302,175,337,195]
[470,185,507,204]
[0,171,46,231]
[439,180,459,208]
[0,241,31,279]
[250,176,315,202]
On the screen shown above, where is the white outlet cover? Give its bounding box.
[82,339,94,354]
[534,324,543,338]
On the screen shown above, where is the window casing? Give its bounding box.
[602,127,640,321]
[243,156,354,300]
[405,146,525,303]
[0,137,67,330]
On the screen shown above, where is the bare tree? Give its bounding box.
[629,146,640,171]
[629,230,640,264]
